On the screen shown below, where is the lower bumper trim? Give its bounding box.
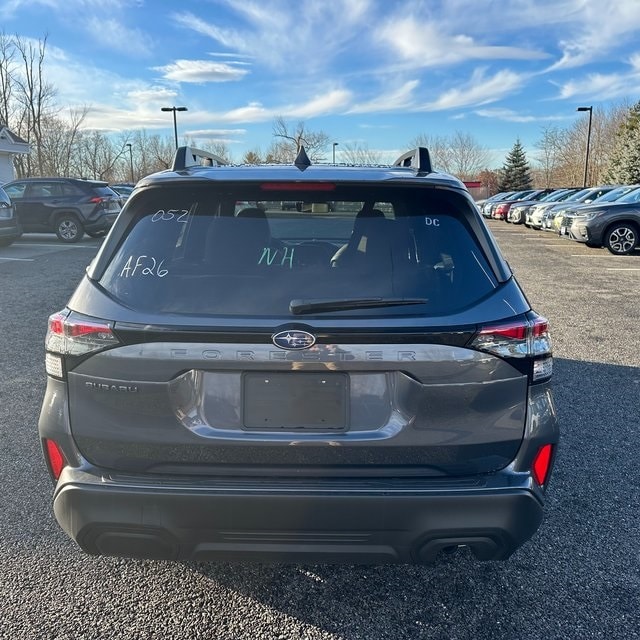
[54,477,544,564]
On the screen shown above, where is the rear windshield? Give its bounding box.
[91,185,120,197]
[98,184,498,317]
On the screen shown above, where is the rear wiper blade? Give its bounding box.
[290,297,428,315]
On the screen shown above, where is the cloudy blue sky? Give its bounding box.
[3,0,640,165]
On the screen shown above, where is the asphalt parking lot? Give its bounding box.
[0,225,638,640]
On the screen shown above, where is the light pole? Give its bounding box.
[577,106,593,188]
[126,143,134,183]
[161,106,188,149]
[332,142,339,164]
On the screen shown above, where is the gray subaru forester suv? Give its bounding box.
[39,146,558,564]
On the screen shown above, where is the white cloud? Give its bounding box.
[474,108,570,123]
[217,102,270,124]
[127,86,179,105]
[420,69,527,111]
[556,72,640,101]
[348,80,419,114]
[214,89,353,124]
[154,59,249,83]
[547,0,640,69]
[173,1,372,71]
[376,17,548,68]
[184,129,247,138]
[553,53,640,100]
[288,89,352,119]
[4,0,132,13]
[86,17,153,57]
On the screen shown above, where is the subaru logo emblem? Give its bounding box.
[272,330,316,350]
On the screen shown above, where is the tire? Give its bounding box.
[512,210,524,225]
[604,222,638,255]
[55,214,84,243]
[0,238,16,247]
[86,230,107,238]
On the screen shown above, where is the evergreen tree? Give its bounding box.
[604,101,640,184]
[497,139,533,191]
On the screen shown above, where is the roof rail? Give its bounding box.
[172,146,228,171]
[392,147,432,174]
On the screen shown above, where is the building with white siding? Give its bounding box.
[0,125,30,184]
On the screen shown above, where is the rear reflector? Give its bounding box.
[44,439,66,480]
[532,444,553,486]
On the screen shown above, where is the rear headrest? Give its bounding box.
[236,207,270,237]
[236,207,266,219]
[352,208,386,236]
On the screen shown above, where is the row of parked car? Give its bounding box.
[479,185,640,255]
[0,177,135,246]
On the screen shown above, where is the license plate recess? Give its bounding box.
[242,372,348,431]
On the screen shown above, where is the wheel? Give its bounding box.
[512,210,524,225]
[604,222,638,255]
[86,230,107,238]
[55,214,84,243]
[0,238,16,247]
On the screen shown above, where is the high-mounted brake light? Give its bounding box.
[532,444,554,486]
[44,439,66,481]
[471,315,552,381]
[260,182,336,191]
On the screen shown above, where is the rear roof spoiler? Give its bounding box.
[172,146,228,171]
[393,147,432,174]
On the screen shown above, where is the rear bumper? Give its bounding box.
[53,469,545,564]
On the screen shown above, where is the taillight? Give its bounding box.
[45,310,119,378]
[44,439,66,480]
[471,314,552,381]
[532,444,554,486]
[89,196,107,204]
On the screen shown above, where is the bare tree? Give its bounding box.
[477,168,500,197]
[411,131,489,179]
[533,102,630,187]
[242,149,263,164]
[80,130,131,181]
[340,142,384,165]
[13,35,56,175]
[128,129,174,178]
[0,32,15,128]
[201,140,232,164]
[271,117,330,162]
[535,125,564,187]
[447,131,491,181]
[410,133,451,171]
[587,103,629,185]
[37,107,89,177]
